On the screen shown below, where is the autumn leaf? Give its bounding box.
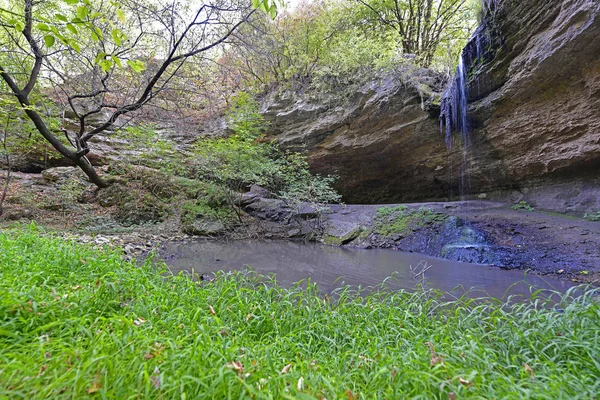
[281,363,292,374]
[227,361,244,377]
[524,363,535,379]
[458,377,473,387]
[346,389,357,400]
[151,367,161,389]
[424,342,443,366]
[87,375,102,394]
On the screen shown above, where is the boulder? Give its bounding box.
[321,220,363,246]
[41,166,84,182]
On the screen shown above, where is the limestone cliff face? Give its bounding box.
[263,0,600,211]
[464,0,600,207]
[262,73,450,204]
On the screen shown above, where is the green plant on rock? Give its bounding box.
[190,92,340,221]
[583,211,600,222]
[375,206,447,237]
[116,124,181,174]
[114,192,170,226]
[511,201,535,212]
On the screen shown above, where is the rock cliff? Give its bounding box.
[263,0,600,212]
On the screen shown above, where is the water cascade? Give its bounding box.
[439,0,503,199]
[440,56,471,199]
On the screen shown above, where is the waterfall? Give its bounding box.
[439,55,471,199]
[439,0,503,199]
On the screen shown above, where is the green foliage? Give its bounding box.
[0,0,130,72]
[0,227,599,398]
[114,191,170,226]
[511,201,535,212]
[180,182,237,227]
[375,206,447,236]
[583,211,600,222]
[190,92,340,213]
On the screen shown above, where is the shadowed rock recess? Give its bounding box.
[263,0,600,212]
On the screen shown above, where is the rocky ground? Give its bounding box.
[1,169,599,285]
[238,187,600,284]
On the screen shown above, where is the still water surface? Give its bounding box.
[159,240,573,299]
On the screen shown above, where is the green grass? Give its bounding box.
[1,225,599,399]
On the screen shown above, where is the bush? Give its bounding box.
[190,92,340,217]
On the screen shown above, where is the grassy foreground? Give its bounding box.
[0,227,599,399]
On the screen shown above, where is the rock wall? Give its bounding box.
[464,0,600,211]
[262,73,451,204]
[263,0,600,212]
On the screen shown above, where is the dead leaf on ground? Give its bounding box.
[246,313,252,322]
[151,366,161,389]
[524,363,535,379]
[297,376,304,391]
[87,376,102,394]
[227,361,244,377]
[424,342,443,366]
[209,305,216,315]
[281,363,292,374]
[346,389,357,400]
[449,392,456,400]
[133,317,146,326]
[458,377,473,387]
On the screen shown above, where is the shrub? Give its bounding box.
[190,92,340,218]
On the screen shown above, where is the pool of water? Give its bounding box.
[159,239,574,299]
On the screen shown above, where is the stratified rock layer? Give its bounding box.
[263,0,600,211]
[465,0,600,206]
[262,74,450,204]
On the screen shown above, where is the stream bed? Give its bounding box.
[159,240,574,299]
